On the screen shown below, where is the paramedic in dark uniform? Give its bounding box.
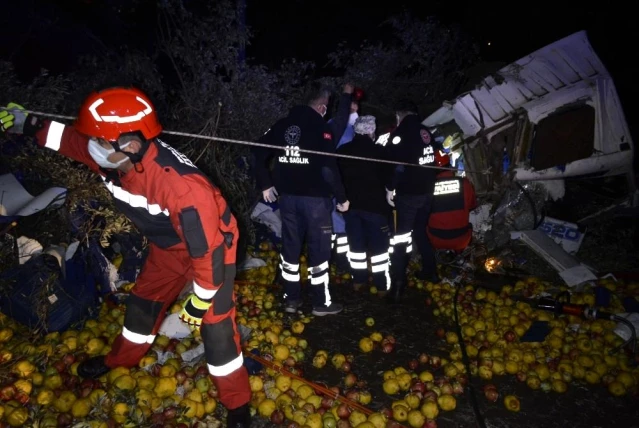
[253,83,352,316]
[329,98,360,270]
[337,115,392,295]
[384,100,439,303]
[427,150,477,251]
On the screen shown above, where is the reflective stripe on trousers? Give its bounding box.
[389,231,413,254]
[331,233,350,254]
[370,251,391,291]
[309,261,331,306]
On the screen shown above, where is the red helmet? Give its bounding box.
[435,150,450,167]
[74,87,162,141]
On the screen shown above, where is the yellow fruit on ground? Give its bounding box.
[276,393,293,408]
[296,384,314,400]
[53,391,77,413]
[71,397,93,418]
[63,336,78,351]
[112,374,137,391]
[503,395,521,412]
[359,337,374,353]
[616,371,635,389]
[136,389,154,407]
[407,409,425,428]
[258,398,276,417]
[551,380,568,393]
[139,355,157,368]
[137,375,157,390]
[13,379,32,395]
[392,404,409,422]
[275,374,292,392]
[12,360,36,378]
[359,390,372,405]
[249,375,264,392]
[419,371,434,382]
[159,364,177,377]
[5,405,28,427]
[608,381,627,396]
[85,337,106,355]
[154,376,178,398]
[421,400,439,419]
[396,373,412,390]
[36,389,56,406]
[383,378,400,395]
[312,354,327,368]
[0,328,14,342]
[437,394,456,411]
[273,344,290,361]
[43,374,63,390]
[369,332,383,342]
[111,402,130,424]
[204,397,217,414]
[88,389,106,406]
[107,367,130,384]
[182,398,204,418]
[349,410,368,427]
[291,321,305,334]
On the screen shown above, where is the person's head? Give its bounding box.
[394,99,419,125]
[75,87,162,170]
[350,101,359,115]
[353,115,376,140]
[304,82,332,117]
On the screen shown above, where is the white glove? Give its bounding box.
[386,188,395,207]
[262,187,278,203]
[336,200,350,212]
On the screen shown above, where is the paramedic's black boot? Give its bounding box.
[387,278,406,304]
[77,356,110,379]
[227,403,251,428]
[415,271,440,284]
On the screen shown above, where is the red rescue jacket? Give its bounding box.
[427,170,477,251]
[35,120,236,300]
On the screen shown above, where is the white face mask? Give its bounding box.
[348,112,358,126]
[88,138,131,169]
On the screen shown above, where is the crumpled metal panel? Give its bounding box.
[423,31,609,137]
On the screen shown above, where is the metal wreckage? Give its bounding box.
[380,30,636,287]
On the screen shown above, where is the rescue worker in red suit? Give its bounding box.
[427,150,477,251]
[0,89,252,427]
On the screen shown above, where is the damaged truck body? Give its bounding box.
[423,30,635,250]
[424,30,634,195]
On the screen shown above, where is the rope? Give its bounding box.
[1,107,490,175]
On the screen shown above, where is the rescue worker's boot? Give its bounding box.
[77,356,110,379]
[387,277,406,304]
[388,250,408,304]
[227,403,251,428]
[415,271,440,284]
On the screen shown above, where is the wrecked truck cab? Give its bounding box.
[423,30,635,199]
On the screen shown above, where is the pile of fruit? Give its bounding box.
[419,274,639,401]
[0,240,638,427]
[0,291,221,427]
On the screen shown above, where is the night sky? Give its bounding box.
[1,1,636,116]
